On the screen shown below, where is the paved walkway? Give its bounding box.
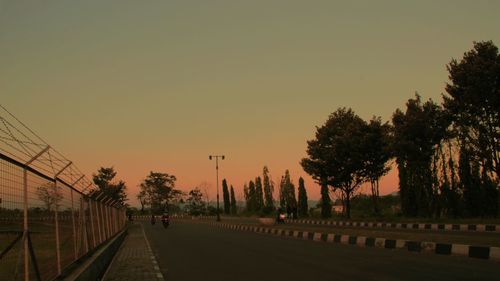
[103,222,165,281]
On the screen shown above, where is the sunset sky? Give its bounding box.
[1,1,499,206]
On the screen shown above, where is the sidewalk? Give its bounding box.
[103,222,165,281]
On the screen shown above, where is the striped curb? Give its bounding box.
[196,221,500,262]
[282,219,500,233]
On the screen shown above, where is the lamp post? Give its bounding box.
[209,155,225,222]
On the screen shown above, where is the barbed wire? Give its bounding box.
[0,104,97,196]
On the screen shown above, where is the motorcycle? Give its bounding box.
[161,215,170,228]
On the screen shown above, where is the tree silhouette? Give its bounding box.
[36,183,63,212]
[222,179,230,215]
[139,171,182,213]
[93,167,128,205]
[230,185,237,215]
[262,166,275,213]
[301,108,368,218]
[297,177,308,217]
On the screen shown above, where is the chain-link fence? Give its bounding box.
[0,105,126,281]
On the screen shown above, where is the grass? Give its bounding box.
[0,221,77,281]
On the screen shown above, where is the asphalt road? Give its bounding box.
[142,220,500,281]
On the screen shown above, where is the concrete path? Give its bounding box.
[103,222,164,281]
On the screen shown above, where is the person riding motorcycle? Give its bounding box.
[161,212,170,228]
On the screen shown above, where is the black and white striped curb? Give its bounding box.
[284,219,500,233]
[202,222,500,261]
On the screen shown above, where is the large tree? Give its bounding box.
[301,108,368,218]
[222,179,230,215]
[392,95,450,217]
[254,176,264,211]
[93,167,128,205]
[244,181,257,212]
[36,183,63,212]
[262,166,275,213]
[279,170,297,214]
[444,41,500,216]
[230,185,237,215]
[139,171,182,213]
[363,117,392,215]
[186,188,206,216]
[297,177,308,217]
[319,181,332,218]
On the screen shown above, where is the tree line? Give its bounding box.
[301,41,500,219]
[181,166,310,218]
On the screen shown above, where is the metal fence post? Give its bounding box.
[105,203,111,238]
[22,168,29,281]
[96,202,104,241]
[54,181,61,275]
[70,189,77,260]
[89,199,96,248]
[69,175,83,260]
[81,198,89,254]
[23,146,50,281]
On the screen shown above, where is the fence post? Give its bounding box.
[106,203,111,238]
[89,199,96,248]
[70,189,77,260]
[96,202,103,243]
[22,168,29,281]
[54,181,61,275]
[23,146,50,281]
[69,175,83,260]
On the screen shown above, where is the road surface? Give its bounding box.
[142,220,500,281]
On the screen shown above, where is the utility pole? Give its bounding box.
[209,155,225,221]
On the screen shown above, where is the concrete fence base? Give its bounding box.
[59,228,128,281]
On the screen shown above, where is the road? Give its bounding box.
[142,220,500,281]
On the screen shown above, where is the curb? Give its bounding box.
[200,221,500,262]
[283,219,500,233]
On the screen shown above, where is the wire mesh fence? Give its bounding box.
[0,105,126,281]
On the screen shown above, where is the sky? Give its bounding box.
[1,0,499,207]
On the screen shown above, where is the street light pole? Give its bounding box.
[209,155,225,222]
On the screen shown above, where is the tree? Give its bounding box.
[139,171,182,213]
[186,188,206,216]
[254,176,264,211]
[301,108,368,218]
[363,117,392,215]
[297,177,308,217]
[230,185,237,215]
[444,41,500,216]
[262,166,275,213]
[279,170,297,215]
[92,167,128,205]
[392,94,450,217]
[36,183,63,212]
[246,180,256,212]
[222,179,230,215]
[137,190,148,213]
[320,181,332,218]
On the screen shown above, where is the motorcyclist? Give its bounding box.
[161,212,170,227]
